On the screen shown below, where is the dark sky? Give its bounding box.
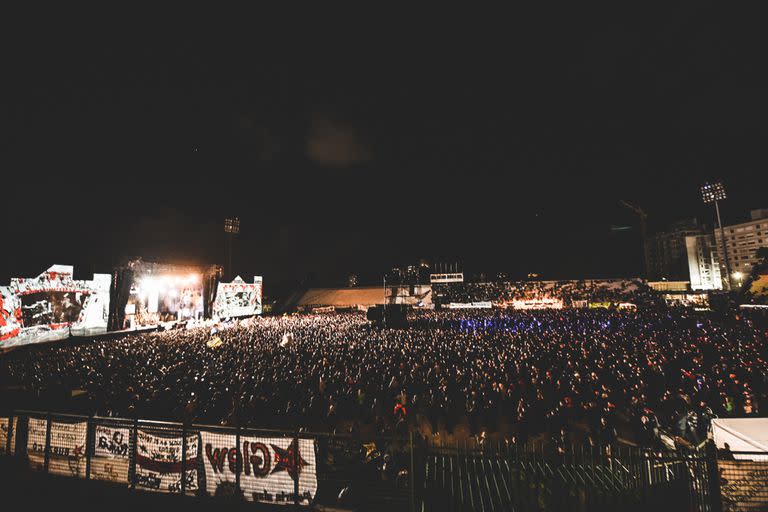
[2,10,767,294]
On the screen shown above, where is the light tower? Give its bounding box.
[620,200,650,278]
[224,217,240,280]
[700,182,731,291]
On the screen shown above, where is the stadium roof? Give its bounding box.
[297,287,385,307]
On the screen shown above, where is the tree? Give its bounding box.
[742,247,768,301]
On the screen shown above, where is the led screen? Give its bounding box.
[213,276,263,318]
[0,265,110,348]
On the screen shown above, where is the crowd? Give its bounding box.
[0,307,766,451]
[432,279,662,307]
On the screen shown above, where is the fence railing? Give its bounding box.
[0,410,416,510]
[717,451,768,512]
[424,439,719,512]
[2,410,767,511]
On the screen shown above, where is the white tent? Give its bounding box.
[712,418,768,461]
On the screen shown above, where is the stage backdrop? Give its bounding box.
[0,265,110,348]
[213,276,263,318]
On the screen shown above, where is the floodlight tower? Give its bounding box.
[620,200,650,278]
[700,182,731,291]
[224,217,240,280]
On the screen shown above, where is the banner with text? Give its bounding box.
[448,301,493,309]
[135,430,198,494]
[0,417,11,455]
[26,418,87,477]
[91,424,132,484]
[200,431,317,505]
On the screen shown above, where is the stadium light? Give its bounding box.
[224,217,240,280]
[700,182,731,291]
[224,217,240,234]
[700,182,727,204]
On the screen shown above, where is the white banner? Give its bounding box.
[26,418,87,477]
[135,430,198,494]
[200,431,317,505]
[91,425,132,483]
[430,273,464,283]
[448,301,492,309]
[26,417,48,470]
[510,298,563,310]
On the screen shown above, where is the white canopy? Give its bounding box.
[712,418,768,461]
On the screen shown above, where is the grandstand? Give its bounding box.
[431,278,659,307]
[295,286,385,310]
[289,279,655,313]
[294,284,433,311]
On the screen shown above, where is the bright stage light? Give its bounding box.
[188,273,199,284]
[140,277,159,292]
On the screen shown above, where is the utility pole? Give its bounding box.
[620,200,650,278]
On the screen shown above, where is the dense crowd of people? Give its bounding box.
[0,307,766,451]
[432,279,662,307]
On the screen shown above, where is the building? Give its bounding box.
[646,218,703,280]
[714,209,768,286]
[686,233,722,290]
[647,280,709,307]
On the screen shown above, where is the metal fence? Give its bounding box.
[421,437,726,512]
[1,410,418,510]
[2,410,767,511]
[717,452,768,512]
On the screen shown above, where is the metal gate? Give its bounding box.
[421,439,720,512]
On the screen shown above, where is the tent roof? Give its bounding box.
[712,418,768,452]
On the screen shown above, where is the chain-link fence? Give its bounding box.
[718,452,768,511]
[90,416,135,484]
[5,410,767,511]
[1,410,418,510]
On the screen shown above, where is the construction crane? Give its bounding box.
[620,200,651,278]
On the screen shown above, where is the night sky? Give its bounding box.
[3,11,767,295]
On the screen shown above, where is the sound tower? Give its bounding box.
[366,304,408,329]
